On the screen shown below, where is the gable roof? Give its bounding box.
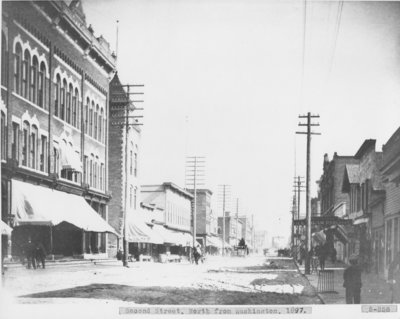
[342,164,360,193]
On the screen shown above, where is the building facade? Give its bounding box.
[318,152,358,261]
[342,140,384,271]
[107,73,141,258]
[380,127,400,277]
[1,0,116,259]
[141,183,193,257]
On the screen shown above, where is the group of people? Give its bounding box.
[23,239,46,269]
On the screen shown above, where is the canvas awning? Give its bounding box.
[206,236,231,249]
[1,220,12,236]
[126,215,163,244]
[12,180,117,234]
[152,225,180,245]
[60,140,82,172]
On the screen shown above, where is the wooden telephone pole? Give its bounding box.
[296,112,320,274]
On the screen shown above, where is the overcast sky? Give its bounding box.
[83,0,400,241]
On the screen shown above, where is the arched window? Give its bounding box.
[60,79,67,120]
[66,84,72,124]
[89,101,94,136]
[53,147,59,175]
[99,108,104,143]
[38,62,46,108]
[31,57,38,104]
[2,32,8,87]
[94,162,97,188]
[85,98,89,134]
[54,74,61,117]
[72,88,78,128]
[89,157,93,186]
[22,121,29,166]
[30,125,38,169]
[22,50,30,99]
[94,104,98,140]
[14,43,22,94]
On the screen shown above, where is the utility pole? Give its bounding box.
[296,112,320,274]
[291,195,296,254]
[110,82,144,267]
[185,156,205,248]
[218,184,231,256]
[293,176,304,256]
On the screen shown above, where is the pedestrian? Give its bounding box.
[331,247,337,263]
[193,245,201,265]
[343,255,362,304]
[318,244,327,271]
[35,241,46,269]
[25,239,36,269]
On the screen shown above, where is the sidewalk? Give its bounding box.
[299,260,392,304]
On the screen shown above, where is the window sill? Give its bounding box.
[12,92,49,114]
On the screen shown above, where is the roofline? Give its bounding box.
[354,139,376,159]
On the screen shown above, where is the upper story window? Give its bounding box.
[22,50,30,99]
[30,57,38,104]
[66,84,72,124]
[1,32,8,88]
[30,125,38,169]
[84,98,89,134]
[38,62,46,109]
[54,75,61,117]
[60,79,67,120]
[22,121,29,166]
[72,88,78,127]
[89,101,94,137]
[40,135,47,172]
[14,43,22,95]
[99,108,104,143]
[11,122,19,161]
[94,104,98,140]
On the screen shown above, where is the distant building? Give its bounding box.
[254,230,269,252]
[141,182,193,257]
[239,215,254,251]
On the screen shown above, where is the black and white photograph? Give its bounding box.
[1,0,400,318]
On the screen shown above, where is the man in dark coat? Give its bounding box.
[25,239,36,269]
[343,255,362,304]
[35,242,46,269]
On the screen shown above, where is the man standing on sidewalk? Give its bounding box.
[343,255,362,304]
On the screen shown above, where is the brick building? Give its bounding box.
[1,1,117,259]
[217,212,239,249]
[318,152,358,261]
[107,73,143,258]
